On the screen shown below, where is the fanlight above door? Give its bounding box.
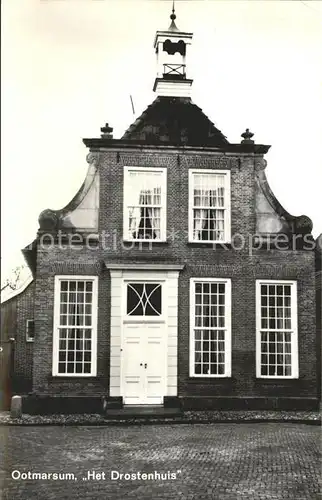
[126,283,162,316]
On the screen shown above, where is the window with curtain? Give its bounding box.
[52,276,98,376]
[256,281,298,378]
[189,170,230,243]
[190,278,231,377]
[123,167,167,241]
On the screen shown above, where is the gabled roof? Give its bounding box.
[121,97,229,147]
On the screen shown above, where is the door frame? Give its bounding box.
[120,273,168,405]
[107,264,184,404]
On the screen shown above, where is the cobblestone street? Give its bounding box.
[0,423,320,500]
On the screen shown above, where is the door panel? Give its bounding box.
[122,325,144,404]
[122,322,165,404]
[145,324,164,403]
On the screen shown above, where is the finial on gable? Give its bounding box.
[171,1,176,20]
[169,1,179,31]
[100,123,113,139]
[241,128,255,144]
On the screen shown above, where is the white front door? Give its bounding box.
[121,281,166,405]
[122,323,165,404]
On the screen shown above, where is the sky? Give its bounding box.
[1,0,322,283]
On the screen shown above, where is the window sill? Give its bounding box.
[187,242,232,249]
[122,240,169,247]
[188,376,233,383]
[48,375,100,381]
[255,377,299,383]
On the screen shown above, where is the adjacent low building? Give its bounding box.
[0,277,34,409]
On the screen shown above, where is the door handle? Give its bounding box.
[144,363,147,369]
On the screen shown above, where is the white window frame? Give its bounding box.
[188,169,231,244]
[123,166,167,242]
[189,278,231,378]
[256,280,298,379]
[52,275,98,377]
[26,319,35,343]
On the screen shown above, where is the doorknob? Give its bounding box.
[144,363,147,369]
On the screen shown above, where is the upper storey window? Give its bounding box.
[189,170,231,243]
[123,167,167,241]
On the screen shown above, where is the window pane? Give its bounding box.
[75,363,83,373]
[195,364,202,374]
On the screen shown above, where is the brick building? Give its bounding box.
[0,277,34,408]
[19,9,319,413]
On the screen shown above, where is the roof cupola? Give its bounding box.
[153,2,193,97]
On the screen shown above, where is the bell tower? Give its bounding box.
[153,2,193,97]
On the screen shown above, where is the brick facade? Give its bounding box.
[28,148,318,411]
[5,8,319,414]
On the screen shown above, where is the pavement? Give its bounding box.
[0,423,321,499]
[0,410,321,426]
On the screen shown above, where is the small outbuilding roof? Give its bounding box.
[1,275,33,305]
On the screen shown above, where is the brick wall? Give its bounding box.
[1,282,34,393]
[315,243,322,402]
[32,148,318,407]
[178,252,316,403]
[15,282,34,392]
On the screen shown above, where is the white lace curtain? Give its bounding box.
[127,172,162,239]
[193,187,225,240]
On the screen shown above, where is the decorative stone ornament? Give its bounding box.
[255,159,267,172]
[100,123,113,139]
[38,209,59,231]
[241,128,255,144]
[294,215,313,235]
[86,152,100,167]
